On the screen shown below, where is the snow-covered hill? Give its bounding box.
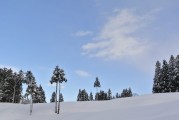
[1,93,179,120]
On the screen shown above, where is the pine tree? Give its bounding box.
[0,69,3,101]
[107,89,112,100]
[174,55,179,92]
[24,71,37,115]
[152,55,179,93]
[153,61,161,93]
[77,89,89,101]
[50,66,67,114]
[12,70,24,103]
[2,68,14,102]
[94,77,101,100]
[77,89,82,101]
[168,55,176,92]
[121,89,126,97]
[128,88,133,97]
[33,85,40,103]
[0,68,23,103]
[160,60,169,92]
[89,92,93,101]
[0,68,9,102]
[37,85,46,103]
[59,93,64,102]
[50,92,56,103]
[120,88,133,97]
[116,93,119,98]
[97,90,107,100]
[81,89,89,101]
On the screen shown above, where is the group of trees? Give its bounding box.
[77,89,89,101]
[77,89,112,101]
[153,55,179,93]
[25,71,46,104]
[77,77,133,101]
[0,65,67,115]
[50,92,64,103]
[1,65,136,115]
[0,68,46,103]
[77,88,133,101]
[115,88,133,98]
[0,68,23,103]
[0,68,46,115]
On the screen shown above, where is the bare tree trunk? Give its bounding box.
[12,86,16,103]
[96,87,98,100]
[30,93,32,115]
[30,79,33,115]
[57,83,60,114]
[55,82,58,113]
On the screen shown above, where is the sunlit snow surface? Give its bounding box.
[1,93,179,120]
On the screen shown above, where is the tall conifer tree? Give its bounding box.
[94,77,101,100]
[160,60,169,92]
[153,61,161,93]
[50,66,67,114]
[168,55,176,92]
[25,71,37,115]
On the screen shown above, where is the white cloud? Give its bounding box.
[75,31,93,37]
[75,70,91,77]
[82,9,153,60]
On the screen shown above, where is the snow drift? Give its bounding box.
[0,93,179,120]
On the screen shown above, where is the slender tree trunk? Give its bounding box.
[57,83,60,114]
[55,82,58,113]
[30,79,33,115]
[30,93,32,115]
[12,86,16,103]
[96,87,98,100]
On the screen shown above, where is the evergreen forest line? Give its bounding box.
[153,55,179,93]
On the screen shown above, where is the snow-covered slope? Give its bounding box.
[1,93,179,120]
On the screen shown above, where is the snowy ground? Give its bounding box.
[0,93,179,120]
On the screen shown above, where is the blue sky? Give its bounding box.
[0,0,179,102]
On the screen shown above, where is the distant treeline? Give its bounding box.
[76,88,133,101]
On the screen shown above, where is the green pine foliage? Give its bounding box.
[0,68,23,103]
[94,77,101,100]
[115,88,132,99]
[77,89,89,101]
[120,88,133,98]
[153,61,161,93]
[96,90,107,100]
[59,93,64,102]
[116,93,119,98]
[89,92,93,101]
[107,89,112,100]
[50,92,56,103]
[153,55,179,93]
[94,77,101,88]
[50,66,67,114]
[33,85,46,103]
[25,71,37,99]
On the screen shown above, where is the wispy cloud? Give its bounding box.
[74,31,93,37]
[75,70,91,77]
[82,9,153,60]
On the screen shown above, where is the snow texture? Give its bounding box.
[0,93,179,120]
